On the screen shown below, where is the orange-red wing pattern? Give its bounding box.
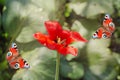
[6,43,30,69]
[92,14,115,39]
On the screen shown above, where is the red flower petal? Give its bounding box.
[58,30,76,45]
[65,37,75,45]
[57,45,78,56]
[33,32,57,50]
[71,31,88,42]
[46,38,57,50]
[44,21,62,40]
[58,30,71,40]
[33,32,48,45]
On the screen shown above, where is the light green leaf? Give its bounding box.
[71,20,88,36]
[114,0,120,16]
[69,2,87,16]
[85,39,118,80]
[12,47,56,80]
[113,52,120,64]
[69,0,114,18]
[3,0,57,43]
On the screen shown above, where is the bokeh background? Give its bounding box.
[0,0,120,80]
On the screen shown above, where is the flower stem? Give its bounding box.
[55,52,60,80]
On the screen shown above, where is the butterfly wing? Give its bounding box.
[6,43,30,69]
[93,14,115,39]
[103,14,113,27]
[6,43,20,69]
[6,47,19,62]
[18,57,30,69]
[92,27,112,39]
[92,27,104,39]
[108,22,115,33]
[103,14,115,33]
[8,59,20,69]
[9,57,30,69]
[102,30,112,38]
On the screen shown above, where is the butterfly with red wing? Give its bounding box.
[6,43,30,69]
[92,14,115,39]
[92,27,112,39]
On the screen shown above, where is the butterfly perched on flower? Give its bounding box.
[92,14,115,39]
[6,43,30,69]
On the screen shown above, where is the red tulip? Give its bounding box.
[33,21,87,56]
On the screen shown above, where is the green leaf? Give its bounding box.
[85,39,118,80]
[64,4,72,17]
[60,58,72,78]
[0,14,1,28]
[69,0,114,18]
[69,2,87,16]
[71,20,88,36]
[0,60,8,71]
[113,52,120,64]
[61,59,84,79]
[0,0,6,5]
[66,54,76,61]
[114,0,120,16]
[68,62,84,79]
[3,0,57,43]
[12,47,56,80]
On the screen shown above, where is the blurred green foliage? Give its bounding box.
[0,0,120,80]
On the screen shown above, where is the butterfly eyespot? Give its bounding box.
[104,14,110,19]
[24,62,30,69]
[105,15,108,18]
[7,52,12,57]
[12,43,17,48]
[14,63,20,69]
[109,22,115,27]
[92,33,98,39]
[94,33,97,36]
[102,33,107,38]
[93,34,96,36]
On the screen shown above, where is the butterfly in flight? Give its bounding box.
[6,43,30,69]
[92,14,115,39]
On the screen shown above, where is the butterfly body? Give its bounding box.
[6,43,30,69]
[92,14,115,39]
